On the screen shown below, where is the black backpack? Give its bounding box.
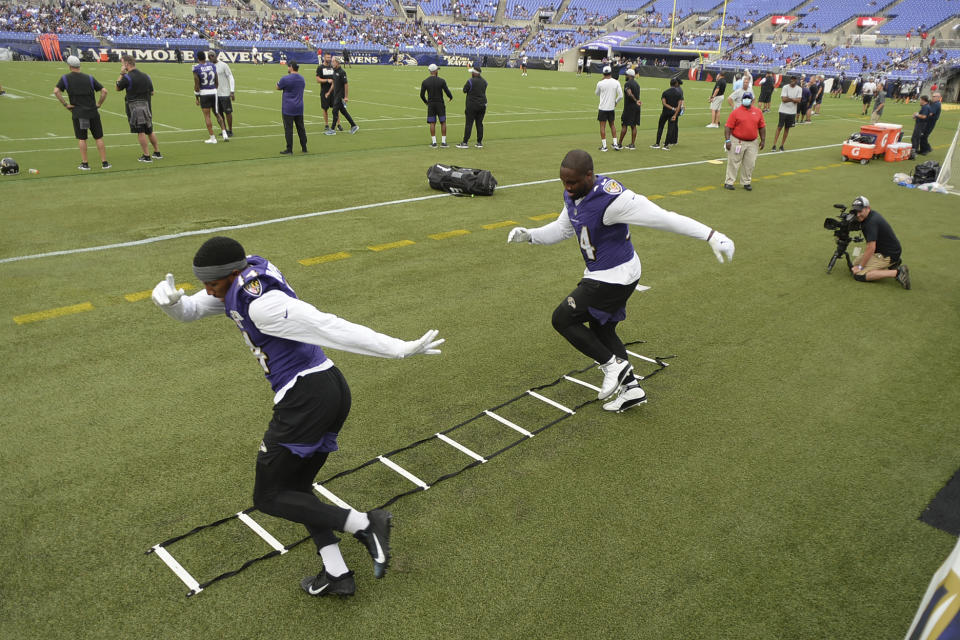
[427,164,497,196]
[913,160,940,185]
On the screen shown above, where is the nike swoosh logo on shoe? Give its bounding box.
[372,534,386,564]
[307,582,329,596]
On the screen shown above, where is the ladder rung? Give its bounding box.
[313,483,355,510]
[563,374,600,392]
[237,512,287,553]
[484,410,533,437]
[627,349,664,366]
[151,545,203,595]
[435,432,487,462]
[378,455,430,489]
[526,390,575,414]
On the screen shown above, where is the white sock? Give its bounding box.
[431,135,437,144]
[319,543,349,577]
[343,509,370,534]
[441,135,446,143]
[601,140,607,149]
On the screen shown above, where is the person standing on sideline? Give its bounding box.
[757,72,775,112]
[723,91,765,191]
[325,57,359,136]
[192,51,220,144]
[520,52,528,77]
[812,75,825,115]
[652,77,682,150]
[211,52,235,139]
[920,92,942,155]
[115,55,161,163]
[770,75,801,151]
[277,61,307,155]
[706,73,727,128]
[150,236,445,597]
[616,67,641,150]
[420,63,453,148]
[54,55,111,171]
[595,65,622,152]
[870,81,886,123]
[456,65,487,149]
[860,77,876,115]
[251,45,260,64]
[506,150,734,413]
[315,52,335,132]
[911,95,932,155]
[577,56,584,75]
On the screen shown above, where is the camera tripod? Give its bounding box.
[826,232,863,274]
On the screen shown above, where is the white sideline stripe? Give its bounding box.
[236,512,287,553]
[563,375,600,392]
[627,350,665,366]
[378,455,430,489]
[526,390,575,415]
[435,432,487,462]
[484,410,533,437]
[151,545,203,594]
[313,483,354,510]
[0,142,843,265]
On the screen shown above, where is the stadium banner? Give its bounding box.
[904,535,960,639]
[857,17,885,27]
[770,15,796,25]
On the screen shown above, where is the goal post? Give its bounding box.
[668,0,728,58]
[935,118,960,195]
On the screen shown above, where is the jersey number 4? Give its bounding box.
[241,330,270,374]
[579,227,596,261]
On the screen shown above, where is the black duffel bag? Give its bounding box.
[912,160,940,185]
[427,164,497,196]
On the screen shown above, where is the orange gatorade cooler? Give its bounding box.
[884,141,913,162]
[842,140,876,164]
[860,123,903,156]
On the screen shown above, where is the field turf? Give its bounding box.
[2,61,959,639]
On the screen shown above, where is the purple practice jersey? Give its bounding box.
[224,255,328,392]
[564,175,635,272]
[193,61,217,94]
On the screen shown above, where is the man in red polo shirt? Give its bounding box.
[723,91,765,191]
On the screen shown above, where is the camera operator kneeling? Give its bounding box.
[849,196,911,289]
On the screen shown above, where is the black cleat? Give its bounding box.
[355,509,392,578]
[280,149,293,155]
[723,183,735,190]
[743,184,752,191]
[152,151,163,159]
[300,570,356,597]
[138,154,152,163]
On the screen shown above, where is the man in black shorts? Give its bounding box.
[54,55,111,170]
[420,64,453,148]
[115,55,162,162]
[315,52,336,132]
[617,68,641,150]
[770,75,801,151]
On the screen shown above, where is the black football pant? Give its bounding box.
[282,114,307,151]
[462,106,486,144]
[253,367,352,549]
[551,278,637,364]
[331,98,356,129]
[656,109,678,145]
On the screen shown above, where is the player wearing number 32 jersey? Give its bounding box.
[508,149,735,413]
[151,236,444,598]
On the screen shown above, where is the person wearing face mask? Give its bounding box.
[723,91,765,191]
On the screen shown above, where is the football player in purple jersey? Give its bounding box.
[508,150,735,413]
[192,51,220,144]
[152,237,444,597]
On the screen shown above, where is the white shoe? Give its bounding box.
[602,383,647,413]
[598,358,633,400]
[205,136,217,144]
[222,130,229,141]
[705,123,719,128]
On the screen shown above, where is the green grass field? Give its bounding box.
[2,61,960,639]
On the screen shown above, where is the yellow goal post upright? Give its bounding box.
[667,0,730,61]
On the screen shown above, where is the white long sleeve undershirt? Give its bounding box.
[526,187,712,285]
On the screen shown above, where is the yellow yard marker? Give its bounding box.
[481,220,517,230]
[14,302,94,325]
[368,240,415,252]
[429,229,471,240]
[299,251,352,266]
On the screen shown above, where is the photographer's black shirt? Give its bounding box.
[861,210,901,261]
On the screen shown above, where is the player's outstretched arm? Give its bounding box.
[151,273,224,321]
[507,209,574,246]
[707,230,735,263]
[249,292,443,359]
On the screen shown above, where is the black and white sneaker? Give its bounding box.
[337,124,343,131]
[440,142,449,148]
[602,383,647,413]
[455,142,469,149]
[138,154,152,163]
[101,161,111,169]
[598,358,633,400]
[896,264,911,290]
[78,162,90,171]
[355,509,392,578]
[475,143,483,148]
[650,143,660,148]
[300,570,356,597]
[661,145,670,151]
[430,142,438,148]
[350,125,359,134]
[152,151,163,159]
[626,144,636,150]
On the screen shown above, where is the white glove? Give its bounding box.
[400,329,444,358]
[152,273,186,307]
[507,227,531,243]
[707,231,735,263]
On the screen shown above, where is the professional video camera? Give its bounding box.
[823,203,863,274]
